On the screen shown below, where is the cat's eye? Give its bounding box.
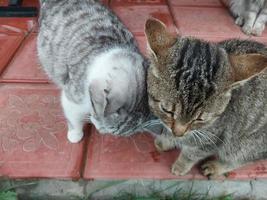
[194,113,205,122]
[160,104,174,116]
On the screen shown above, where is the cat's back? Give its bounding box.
[37,0,136,86]
[215,41,267,153]
[230,67,267,110]
[219,39,267,123]
[220,39,267,112]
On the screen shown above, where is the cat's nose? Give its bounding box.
[173,124,188,137]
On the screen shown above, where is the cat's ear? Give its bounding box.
[89,77,130,117]
[229,53,267,83]
[89,79,108,117]
[145,18,176,57]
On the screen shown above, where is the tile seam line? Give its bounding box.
[219,0,228,8]
[80,125,93,179]
[0,34,27,76]
[168,5,224,8]
[0,28,34,77]
[166,0,179,32]
[0,79,50,84]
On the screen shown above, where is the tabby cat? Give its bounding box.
[37,0,160,143]
[145,18,267,178]
[223,0,267,36]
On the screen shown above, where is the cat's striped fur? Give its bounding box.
[170,37,266,121]
[223,0,267,36]
[37,0,157,142]
[145,19,267,178]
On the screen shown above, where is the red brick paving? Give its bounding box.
[0,0,267,180]
[0,33,48,83]
[84,127,204,180]
[171,7,245,38]
[0,35,24,74]
[0,84,86,179]
[168,0,223,7]
[111,4,176,35]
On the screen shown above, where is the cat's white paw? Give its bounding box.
[154,138,174,152]
[67,130,84,143]
[235,16,244,26]
[242,25,253,35]
[252,23,265,36]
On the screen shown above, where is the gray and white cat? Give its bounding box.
[37,0,159,143]
[223,0,267,36]
[145,18,267,178]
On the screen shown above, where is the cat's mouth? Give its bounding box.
[173,125,188,137]
[171,122,191,137]
[161,122,188,137]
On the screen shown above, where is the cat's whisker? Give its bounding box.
[196,130,218,149]
[203,131,231,154]
[204,130,230,153]
[130,136,142,153]
[194,131,206,148]
[205,130,227,146]
[142,120,162,128]
[191,132,199,146]
[192,131,205,149]
[196,130,211,143]
[142,122,162,128]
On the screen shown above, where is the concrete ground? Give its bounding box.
[1,179,267,200]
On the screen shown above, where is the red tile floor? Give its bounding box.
[0,0,267,180]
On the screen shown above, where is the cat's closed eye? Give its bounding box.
[193,113,205,122]
[194,118,204,122]
[159,103,174,116]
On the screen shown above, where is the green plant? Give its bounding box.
[0,190,17,200]
[0,180,36,200]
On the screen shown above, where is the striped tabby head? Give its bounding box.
[145,18,267,137]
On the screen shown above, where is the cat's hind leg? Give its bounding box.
[61,91,87,143]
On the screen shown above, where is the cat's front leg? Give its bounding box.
[154,135,176,152]
[235,16,244,26]
[61,91,87,143]
[171,149,211,176]
[171,152,196,176]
